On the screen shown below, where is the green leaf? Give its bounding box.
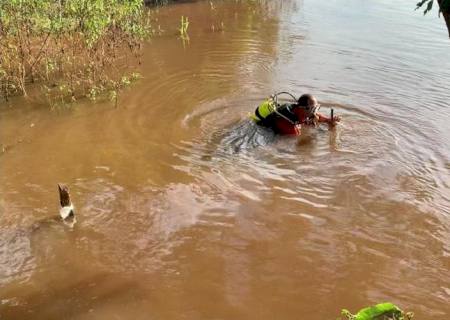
[424,0,433,14]
[341,303,411,320]
[415,0,428,10]
[109,90,117,101]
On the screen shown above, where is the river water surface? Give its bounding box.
[1,0,450,319]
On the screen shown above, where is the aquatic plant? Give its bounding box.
[0,0,150,106]
[340,303,414,320]
[179,15,190,39]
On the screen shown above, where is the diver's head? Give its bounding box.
[297,94,319,115]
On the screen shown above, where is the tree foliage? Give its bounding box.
[0,0,150,105]
[416,0,450,15]
[416,0,450,37]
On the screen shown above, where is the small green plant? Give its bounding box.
[340,303,414,320]
[179,15,189,39]
[107,72,142,107]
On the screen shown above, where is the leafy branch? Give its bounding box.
[0,0,151,106]
[415,0,450,15]
[416,0,450,37]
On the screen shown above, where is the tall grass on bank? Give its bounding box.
[0,0,150,106]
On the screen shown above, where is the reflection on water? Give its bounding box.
[1,0,450,319]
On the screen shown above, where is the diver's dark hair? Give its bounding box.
[297,94,315,107]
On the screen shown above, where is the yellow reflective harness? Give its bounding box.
[250,97,298,125]
[250,99,277,123]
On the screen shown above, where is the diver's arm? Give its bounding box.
[317,113,340,125]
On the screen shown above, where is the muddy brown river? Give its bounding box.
[1,0,450,319]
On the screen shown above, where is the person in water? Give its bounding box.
[251,93,340,135]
